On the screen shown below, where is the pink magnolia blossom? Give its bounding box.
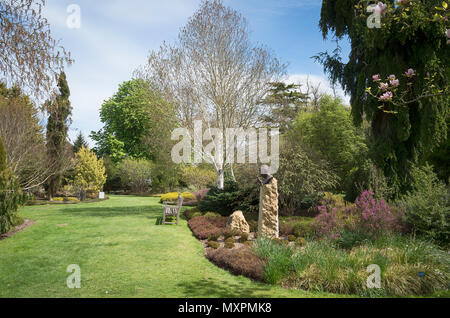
[390,79,400,87]
[388,74,396,81]
[372,74,381,82]
[405,68,415,78]
[377,2,387,15]
[380,91,393,101]
[379,82,389,91]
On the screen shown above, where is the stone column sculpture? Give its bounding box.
[257,165,279,239]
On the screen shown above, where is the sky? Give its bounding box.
[42,0,350,146]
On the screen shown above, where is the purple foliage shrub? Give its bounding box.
[313,190,396,240]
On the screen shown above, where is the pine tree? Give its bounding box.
[262,82,309,133]
[45,72,72,199]
[73,131,88,153]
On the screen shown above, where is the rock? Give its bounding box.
[258,177,279,238]
[226,210,250,234]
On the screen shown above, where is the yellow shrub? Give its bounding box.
[160,191,195,202]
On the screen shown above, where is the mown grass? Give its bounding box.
[0,195,345,298]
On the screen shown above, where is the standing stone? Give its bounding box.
[226,210,250,234]
[258,166,279,239]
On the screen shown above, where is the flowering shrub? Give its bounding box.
[313,190,396,241]
[354,190,394,238]
[313,206,345,240]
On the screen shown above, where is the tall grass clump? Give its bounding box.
[253,237,294,284]
[284,234,449,296]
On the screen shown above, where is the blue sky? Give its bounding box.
[42,0,350,145]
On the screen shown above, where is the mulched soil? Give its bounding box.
[0,219,35,241]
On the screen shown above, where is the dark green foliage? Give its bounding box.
[262,82,309,133]
[345,159,392,202]
[0,169,25,234]
[317,0,450,194]
[293,95,368,190]
[277,137,339,216]
[400,164,450,245]
[287,235,296,242]
[207,241,220,249]
[45,72,72,199]
[198,180,259,217]
[334,229,369,250]
[248,220,258,233]
[72,131,88,153]
[293,221,314,239]
[0,137,6,171]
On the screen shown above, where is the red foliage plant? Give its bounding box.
[206,247,264,281]
[188,216,225,240]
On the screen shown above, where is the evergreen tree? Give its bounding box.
[316,0,449,194]
[73,131,88,153]
[45,72,72,199]
[262,82,309,133]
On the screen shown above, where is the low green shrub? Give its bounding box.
[238,233,248,243]
[0,168,25,234]
[204,211,221,218]
[244,241,253,247]
[208,232,221,241]
[225,237,235,244]
[207,241,220,249]
[225,241,235,249]
[223,229,236,239]
[399,164,449,245]
[334,229,369,249]
[287,235,296,242]
[296,237,306,247]
[183,207,201,220]
[293,221,315,239]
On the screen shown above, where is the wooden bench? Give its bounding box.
[162,194,184,225]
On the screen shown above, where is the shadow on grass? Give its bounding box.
[176,277,273,298]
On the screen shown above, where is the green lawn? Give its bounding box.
[0,195,345,298]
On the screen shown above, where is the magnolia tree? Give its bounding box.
[136,0,285,189]
[317,0,450,194]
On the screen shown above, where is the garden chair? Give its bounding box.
[162,194,184,225]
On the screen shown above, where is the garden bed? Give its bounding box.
[185,200,450,297]
[27,196,109,206]
[0,219,34,241]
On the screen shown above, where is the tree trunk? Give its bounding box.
[217,166,224,190]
